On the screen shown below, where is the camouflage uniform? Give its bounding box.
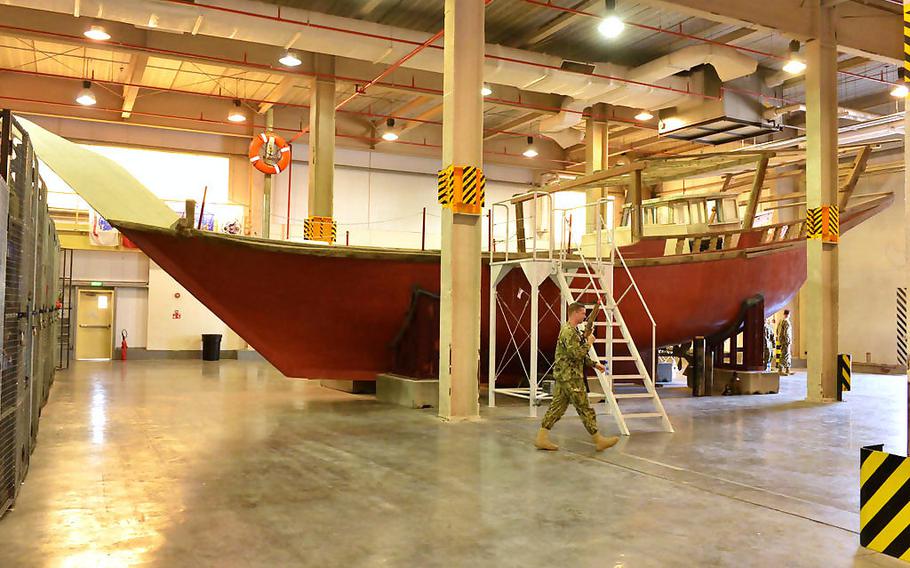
[776,317,792,372]
[763,320,776,370]
[541,322,599,435]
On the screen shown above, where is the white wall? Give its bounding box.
[268,144,535,248]
[145,262,245,351]
[115,287,149,348]
[836,169,905,365]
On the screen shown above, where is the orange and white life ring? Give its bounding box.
[248,132,291,174]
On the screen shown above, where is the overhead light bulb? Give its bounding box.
[522,136,538,158]
[598,1,624,39]
[381,117,399,141]
[84,25,111,41]
[783,59,806,75]
[598,16,625,39]
[481,85,493,96]
[279,51,302,67]
[891,84,909,98]
[634,110,653,121]
[783,39,806,75]
[227,99,246,122]
[75,81,96,106]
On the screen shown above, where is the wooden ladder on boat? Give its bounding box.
[554,256,673,436]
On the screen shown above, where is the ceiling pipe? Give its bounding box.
[538,44,758,146]
[763,103,881,121]
[2,95,577,165]
[0,0,724,105]
[521,0,896,88]
[744,112,904,150]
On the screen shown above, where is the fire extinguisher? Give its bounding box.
[121,329,128,361]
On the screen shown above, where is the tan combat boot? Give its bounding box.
[535,428,559,451]
[592,432,619,451]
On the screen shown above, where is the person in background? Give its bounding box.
[763,318,776,371]
[535,302,619,452]
[776,310,792,376]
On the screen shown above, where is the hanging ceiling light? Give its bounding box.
[381,118,399,141]
[279,51,302,67]
[782,40,806,75]
[75,81,96,106]
[598,0,625,39]
[227,100,246,123]
[83,25,111,41]
[481,85,493,96]
[522,136,538,158]
[634,110,653,121]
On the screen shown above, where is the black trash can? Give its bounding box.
[201,334,222,361]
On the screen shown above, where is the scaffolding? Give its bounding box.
[487,190,671,435]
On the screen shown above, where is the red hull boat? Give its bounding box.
[113,192,890,381]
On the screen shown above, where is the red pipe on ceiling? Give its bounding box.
[0,94,578,165]
[0,23,660,125]
[521,0,897,88]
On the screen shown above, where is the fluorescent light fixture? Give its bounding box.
[481,85,493,96]
[227,99,246,122]
[522,136,538,158]
[783,39,806,75]
[75,81,96,106]
[84,25,111,41]
[890,84,908,98]
[381,117,398,141]
[634,110,653,121]
[279,51,302,67]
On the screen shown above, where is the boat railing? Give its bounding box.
[489,191,556,263]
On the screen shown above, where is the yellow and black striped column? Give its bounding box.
[860,444,910,560]
[837,353,851,401]
[436,164,485,215]
[806,205,839,244]
[899,287,908,369]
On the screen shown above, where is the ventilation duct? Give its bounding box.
[658,69,780,145]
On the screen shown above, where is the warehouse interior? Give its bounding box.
[0,0,908,566]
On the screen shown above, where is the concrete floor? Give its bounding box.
[0,360,906,567]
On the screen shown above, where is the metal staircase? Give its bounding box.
[554,253,673,436]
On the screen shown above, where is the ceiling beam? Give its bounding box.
[637,0,901,64]
[258,75,303,114]
[518,0,600,47]
[120,54,148,119]
[484,111,544,140]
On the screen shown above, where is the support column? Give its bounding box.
[585,103,608,233]
[805,3,839,402]
[629,169,643,243]
[262,109,273,238]
[308,54,336,219]
[438,0,484,420]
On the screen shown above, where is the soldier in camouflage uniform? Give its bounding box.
[535,302,620,452]
[776,309,792,375]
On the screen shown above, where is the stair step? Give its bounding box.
[609,356,637,361]
[593,338,629,344]
[593,322,621,326]
[622,412,664,419]
[613,393,653,399]
[609,374,645,379]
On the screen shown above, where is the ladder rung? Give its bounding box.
[622,412,664,419]
[613,393,653,399]
[609,374,645,379]
[593,322,621,326]
[569,288,600,293]
[609,356,637,361]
